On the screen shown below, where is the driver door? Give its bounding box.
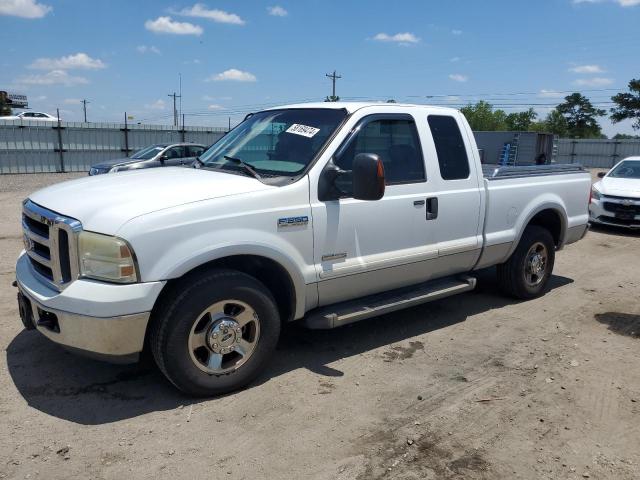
[311,114,439,306]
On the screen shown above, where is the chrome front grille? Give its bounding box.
[22,200,82,291]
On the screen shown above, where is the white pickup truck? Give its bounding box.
[15,102,591,396]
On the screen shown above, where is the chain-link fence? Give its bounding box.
[0,119,227,174]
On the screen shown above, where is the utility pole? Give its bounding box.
[325,70,342,101]
[167,92,181,126]
[81,99,89,122]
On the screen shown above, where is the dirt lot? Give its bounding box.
[1,172,639,480]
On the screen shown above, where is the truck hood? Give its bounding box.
[596,177,640,198]
[29,167,274,234]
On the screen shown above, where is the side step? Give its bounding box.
[303,275,477,329]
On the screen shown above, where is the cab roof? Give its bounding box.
[265,101,460,115]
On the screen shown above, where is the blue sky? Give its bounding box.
[1,0,639,135]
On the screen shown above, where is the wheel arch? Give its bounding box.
[506,203,568,259]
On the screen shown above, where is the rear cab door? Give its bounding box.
[421,110,485,272]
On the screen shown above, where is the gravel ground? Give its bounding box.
[0,171,639,480]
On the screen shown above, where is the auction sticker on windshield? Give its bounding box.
[286,124,320,138]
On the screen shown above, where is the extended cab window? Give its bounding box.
[428,115,470,180]
[335,117,425,185]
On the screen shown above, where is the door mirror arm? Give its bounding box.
[318,158,349,201]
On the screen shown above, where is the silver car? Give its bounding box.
[89,143,207,175]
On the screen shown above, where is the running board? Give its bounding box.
[303,275,477,329]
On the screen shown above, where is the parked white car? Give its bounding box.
[14,102,591,396]
[2,111,59,122]
[589,157,640,229]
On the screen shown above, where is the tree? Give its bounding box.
[556,93,605,138]
[0,91,12,117]
[613,133,640,139]
[460,101,507,131]
[610,79,640,130]
[505,108,537,131]
[324,95,340,102]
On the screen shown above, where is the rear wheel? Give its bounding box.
[150,269,280,397]
[497,225,555,299]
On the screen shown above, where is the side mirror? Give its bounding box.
[158,154,168,163]
[352,153,385,201]
[597,171,606,178]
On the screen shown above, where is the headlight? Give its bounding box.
[78,231,138,283]
[591,187,601,201]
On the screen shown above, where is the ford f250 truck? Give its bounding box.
[15,103,590,396]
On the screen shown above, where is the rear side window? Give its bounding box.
[187,146,205,157]
[428,115,470,180]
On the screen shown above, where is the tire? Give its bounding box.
[150,269,281,397]
[497,225,555,300]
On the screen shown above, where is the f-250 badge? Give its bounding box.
[278,216,309,228]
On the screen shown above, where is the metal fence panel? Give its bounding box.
[0,119,226,174]
[557,139,640,168]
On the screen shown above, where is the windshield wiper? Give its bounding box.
[223,155,263,181]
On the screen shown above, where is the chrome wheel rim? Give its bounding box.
[188,300,260,375]
[524,242,548,287]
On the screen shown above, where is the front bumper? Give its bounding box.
[589,198,640,229]
[16,252,165,363]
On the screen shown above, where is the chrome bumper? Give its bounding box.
[17,284,150,363]
[15,252,163,363]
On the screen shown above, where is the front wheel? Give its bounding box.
[497,225,556,300]
[150,269,281,397]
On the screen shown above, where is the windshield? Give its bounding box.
[609,160,640,179]
[131,145,164,160]
[199,108,347,177]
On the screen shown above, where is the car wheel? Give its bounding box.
[150,269,281,396]
[497,225,555,300]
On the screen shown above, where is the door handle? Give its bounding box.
[413,199,425,206]
[426,197,438,220]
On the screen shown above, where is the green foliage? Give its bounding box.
[460,101,507,131]
[0,91,12,117]
[324,95,340,102]
[556,93,605,138]
[610,79,640,131]
[505,108,537,131]
[612,133,640,139]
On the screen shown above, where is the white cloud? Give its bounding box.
[16,70,89,86]
[176,3,244,25]
[29,53,106,70]
[267,5,288,16]
[145,99,166,110]
[208,104,224,110]
[63,98,80,104]
[538,89,565,98]
[145,16,203,35]
[0,0,51,18]
[373,32,420,44]
[573,77,614,86]
[569,64,605,74]
[202,95,232,101]
[137,45,161,55]
[450,56,461,62]
[449,73,468,82]
[451,29,463,35]
[573,0,640,6]
[207,68,257,82]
